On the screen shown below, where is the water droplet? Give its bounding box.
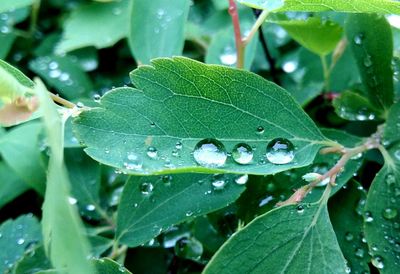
[211,175,228,190]
[59,72,70,82]
[371,255,384,269]
[364,55,372,67]
[68,196,77,205]
[345,232,354,242]
[0,25,10,34]
[282,60,298,73]
[175,141,183,150]
[232,143,253,164]
[266,138,295,164]
[193,138,227,168]
[49,69,61,78]
[234,174,249,185]
[185,211,193,217]
[140,182,154,195]
[93,94,101,102]
[161,175,172,185]
[124,152,143,170]
[174,237,203,261]
[86,204,96,211]
[364,211,374,222]
[354,33,364,45]
[112,7,122,15]
[48,61,58,70]
[219,46,237,66]
[355,248,365,258]
[296,204,304,214]
[146,146,158,159]
[256,126,264,135]
[17,238,25,245]
[382,208,398,220]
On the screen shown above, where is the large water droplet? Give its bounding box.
[140,182,154,195]
[124,152,143,170]
[382,208,398,220]
[146,146,158,159]
[193,139,227,168]
[174,237,203,261]
[371,255,384,269]
[232,143,253,164]
[234,174,248,185]
[266,138,295,164]
[219,46,237,66]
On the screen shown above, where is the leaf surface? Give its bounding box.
[73,57,331,175]
[0,163,28,209]
[116,173,246,247]
[128,0,190,64]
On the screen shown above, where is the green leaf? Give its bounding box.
[73,57,332,175]
[237,0,400,14]
[329,181,371,274]
[333,90,383,122]
[203,194,348,274]
[0,214,42,274]
[275,17,342,56]
[29,55,93,100]
[116,173,245,247]
[56,0,130,53]
[383,102,400,145]
[93,258,132,273]
[363,144,400,273]
[0,0,34,13]
[205,9,257,69]
[36,80,95,274]
[0,122,46,194]
[13,245,52,274]
[128,0,190,64]
[0,59,33,103]
[346,14,394,111]
[0,162,28,209]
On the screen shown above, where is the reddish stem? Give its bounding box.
[228,0,244,69]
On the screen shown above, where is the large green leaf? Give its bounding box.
[237,0,400,14]
[56,0,129,53]
[329,181,371,274]
[203,194,348,274]
[36,80,95,274]
[0,215,42,274]
[363,145,400,273]
[0,162,28,209]
[346,14,394,111]
[116,173,246,247]
[73,57,333,175]
[383,102,400,145]
[13,245,52,274]
[0,0,34,13]
[128,0,190,64]
[276,17,342,56]
[0,122,46,194]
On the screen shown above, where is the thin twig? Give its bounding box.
[228,0,244,69]
[242,9,269,46]
[49,93,76,109]
[29,0,41,36]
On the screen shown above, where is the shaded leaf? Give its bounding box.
[276,17,342,56]
[346,14,394,111]
[0,0,34,13]
[203,195,348,274]
[128,0,190,64]
[93,258,132,273]
[383,102,400,145]
[116,173,246,247]
[73,57,332,175]
[13,245,52,274]
[56,0,129,53]
[36,80,95,274]
[0,163,28,209]
[0,215,42,274]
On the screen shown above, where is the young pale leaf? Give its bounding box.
[0,122,46,194]
[0,0,34,13]
[383,102,400,145]
[275,17,342,56]
[116,173,246,247]
[329,181,371,274]
[56,0,129,53]
[29,55,93,100]
[333,90,383,122]
[363,144,400,273]
[0,215,42,274]
[0,163,28,209]
[128,0,190,64]
[237,0,400,14]
[73,57,332,175]
[346,14,394,111]
[203,197,348,274]
[36,81,95,274]
[0,59,33,103]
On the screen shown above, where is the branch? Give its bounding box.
[228,0,244,69]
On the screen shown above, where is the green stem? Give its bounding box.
[29,0,41,36]
[242,9,269,46]
[320,55,330,91]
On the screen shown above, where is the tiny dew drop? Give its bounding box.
[140,182,154,195]
[355,248,365,258]
[175,141,183,150]
[364,211,374,222]
[86,204,96,211]
[354,33,364,45]
[256,126,265,135]
[296,204,304,214]
[232,143,253,164]
[266,138,295,165]
[93,94,101,102]
[363,55,372,67]
[234,174,249,185]
[125,152,143,170]
[371,255,384,269]
[193,138,227,168]
[211,174,228,190]
[382,207,398,220]
[386,173,396,186]
[146,146,158,159]
[161,175,172,185]
[17,238,25,245]
[345,232,354,242]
